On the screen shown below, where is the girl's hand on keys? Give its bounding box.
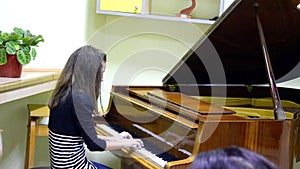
[120,131,133,139]
[122,139,144,149]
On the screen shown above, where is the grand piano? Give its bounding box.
[95,0,300,168]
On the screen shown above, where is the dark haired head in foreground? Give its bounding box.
[188,146,280,169]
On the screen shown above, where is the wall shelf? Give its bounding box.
[96,0,226,24]
[97,10,215,24]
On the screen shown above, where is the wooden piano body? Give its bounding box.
[96,0,300,168]
[96,86,300,169]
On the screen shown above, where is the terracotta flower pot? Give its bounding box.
[0,54,23,78]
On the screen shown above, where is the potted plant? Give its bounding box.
[0,27,44,78]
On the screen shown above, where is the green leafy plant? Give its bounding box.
[0,27,44,65]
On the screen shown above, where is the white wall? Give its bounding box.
[0,0,89,69]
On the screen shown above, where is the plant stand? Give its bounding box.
[0,54,22,78]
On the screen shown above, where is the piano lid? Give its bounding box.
[163,0,300,86]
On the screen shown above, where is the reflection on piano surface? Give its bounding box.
[96,0,300,168]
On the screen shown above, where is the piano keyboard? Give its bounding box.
[96,124,168,168]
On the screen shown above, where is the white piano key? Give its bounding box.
[178,148,192,156]
[135,148,167,167]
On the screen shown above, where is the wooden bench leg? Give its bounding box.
[25,117,37,169]
[25,104,50,169]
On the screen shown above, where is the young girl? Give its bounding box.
[48,45,143,169]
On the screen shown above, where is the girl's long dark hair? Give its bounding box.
[48,45,106,114]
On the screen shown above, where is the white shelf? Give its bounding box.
[97,10,215,24]
[95,0,223,24]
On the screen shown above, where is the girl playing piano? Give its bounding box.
[48,45,143,169]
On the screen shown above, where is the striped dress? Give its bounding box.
[49,130,97,169]
[48,89,106,169]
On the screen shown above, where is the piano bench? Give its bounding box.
[25,104,50,169]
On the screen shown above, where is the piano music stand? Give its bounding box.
[24,104,50,169]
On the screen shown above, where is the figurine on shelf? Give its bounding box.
[177,0,196,18]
